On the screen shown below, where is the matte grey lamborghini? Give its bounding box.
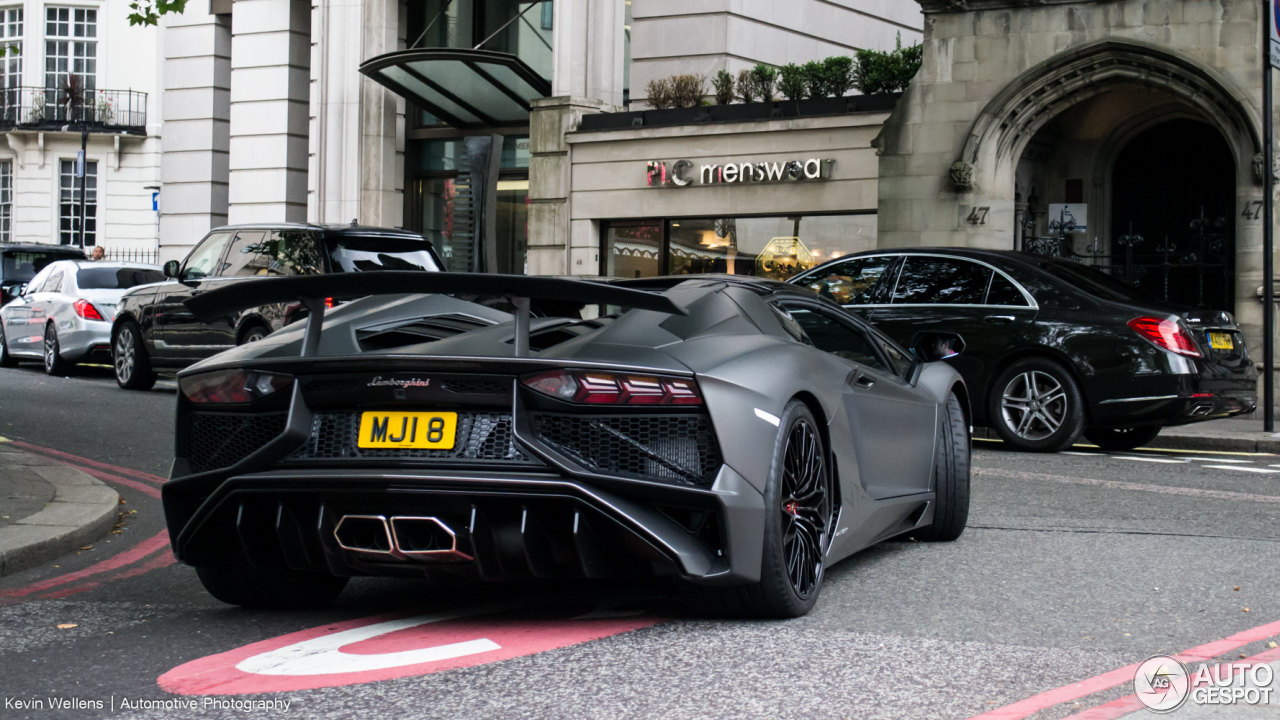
[163,272,971,618]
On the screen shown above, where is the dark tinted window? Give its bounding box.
[77,267,166,289]
[893,257,992,304]
[986,273,1029,306]
[326,235,440,273]
[1043,260,1151,303]
[801,255,896,306]
[785,305,889,373]
[2,251,81,281]
[221,231,325,277]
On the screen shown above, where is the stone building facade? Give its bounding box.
[875,0,1271,351]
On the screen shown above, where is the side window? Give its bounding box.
[985,272,1030,306]
[874,334,914,377]
[783,304,890,374]
[182,232,234,279]
[220,232,271,277]
[802,255,897,306]
[267,230,325,276]
[25,266,52,294]
[44,270,64,294]
[893,256,993,305]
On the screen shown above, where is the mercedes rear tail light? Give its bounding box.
[180,369,294,403]
[523,370,703,405]
[1128,316,1202,358]
[73,299,105,321]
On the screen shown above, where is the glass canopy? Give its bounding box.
[359,48,552,129]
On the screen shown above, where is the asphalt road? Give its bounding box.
[1,361,1278,719]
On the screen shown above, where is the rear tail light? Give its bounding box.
[73,299,105,321]
[325,297,336,309]
[180,369,293,403]
[523,370,703,405]
[1128,316,1202,358]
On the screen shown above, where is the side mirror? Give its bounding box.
[163,260,182,279]
[910,332,966,362]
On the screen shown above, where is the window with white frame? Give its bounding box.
[0,160,11,243]
[0,8,21,89]
[59,158,96,246]
[45,7,95,97]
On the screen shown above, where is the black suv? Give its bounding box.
[1,244,88,305]
[111,223,442,390]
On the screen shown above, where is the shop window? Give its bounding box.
[495,179,528,274]
[604,221,662,278]
[604,214,877,279]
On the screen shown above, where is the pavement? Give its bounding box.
[970,413,1280,454]
[0,439,120,576]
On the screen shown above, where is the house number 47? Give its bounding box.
[967,207,990,225]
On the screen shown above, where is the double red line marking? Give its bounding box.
[0,441,173,600]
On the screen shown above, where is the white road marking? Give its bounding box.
[754,408,780,427]
[1203,465,1280,474]
[1179,457,1252,464]
[1060,451,1100,456]
[235,614,500,676]
[1109,456,1189,464]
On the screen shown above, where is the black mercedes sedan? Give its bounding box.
[789,248,1257,452]
[111,223,442,391]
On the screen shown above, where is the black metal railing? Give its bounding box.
[102,247,159,265]
[0,87,147,133]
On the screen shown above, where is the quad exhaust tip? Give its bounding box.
[390,516,473,562]
[334,515,394,555]
[334,514,472,562]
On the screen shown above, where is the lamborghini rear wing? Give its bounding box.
[182,271,687,358]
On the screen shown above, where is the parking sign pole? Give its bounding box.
[1266,0,1276,431]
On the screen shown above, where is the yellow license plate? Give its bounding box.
[1208,332,1234,350]
[357,411,457,449]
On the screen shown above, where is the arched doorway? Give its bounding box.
[1110,119,1235,311]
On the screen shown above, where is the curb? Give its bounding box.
[973,427,1280,454]
[0,443,120,577]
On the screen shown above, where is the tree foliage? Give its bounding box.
[128,0,188,27]
[852,33,922,95]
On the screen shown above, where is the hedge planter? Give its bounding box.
[578,93,902,132]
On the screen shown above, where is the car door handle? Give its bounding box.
[984,315,1016,324]
[854,375,876,389]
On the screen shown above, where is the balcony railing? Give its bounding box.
[0,87,148,134]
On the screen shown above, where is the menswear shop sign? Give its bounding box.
[645,158,834,187]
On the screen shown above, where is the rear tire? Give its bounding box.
[196,566,348,609]
[43,324,72,376]
[112,321,156,390]
[988,357,1086,453]
[914,392,970,542]
[1084,425,1162,451]
[0,325,16,368]
[684,400,833,619]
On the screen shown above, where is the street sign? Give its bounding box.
[151,191,159,211]
[1272,0,1280,67]
[75,150,84,178]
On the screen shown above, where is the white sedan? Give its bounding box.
[0,260,164,375]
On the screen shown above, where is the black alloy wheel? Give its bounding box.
[779,415,831,600]
[113,322,157,390]
[685,400,833,618]
[1084,425,1163,451]
[43,324,71,376]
